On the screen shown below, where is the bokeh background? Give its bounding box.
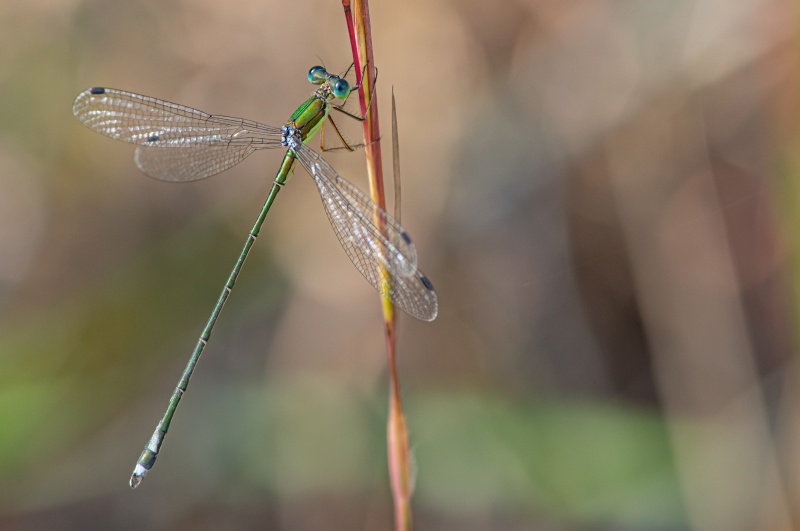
[2,0,800,529]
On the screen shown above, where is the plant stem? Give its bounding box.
[341,2,413,529]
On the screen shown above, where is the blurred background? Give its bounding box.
[1,0,799,529]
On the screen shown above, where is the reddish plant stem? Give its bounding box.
[342,2,412,530]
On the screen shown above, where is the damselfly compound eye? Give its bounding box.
[308,66,326,85]
[332,78,350,99]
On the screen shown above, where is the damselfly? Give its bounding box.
[72,66,438,488]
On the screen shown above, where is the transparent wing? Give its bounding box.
[134,144,257,182]
[295,142,418,267]
[73,87,283,181]
[293,143,438,321]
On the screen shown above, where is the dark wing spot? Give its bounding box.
[89,87,106,95]
[146,134,159,142]
[420,275,434,291]
[401,231,412,245]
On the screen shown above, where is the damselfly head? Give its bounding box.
[308,66,351,100]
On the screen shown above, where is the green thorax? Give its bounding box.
[275,90,332,186]
[287,91,332,145]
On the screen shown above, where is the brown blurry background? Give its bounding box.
[1,0,799,529]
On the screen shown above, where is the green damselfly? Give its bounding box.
[72,66,438,488]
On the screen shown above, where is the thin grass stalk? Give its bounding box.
[392,89,402,224]
[341,2,413,529]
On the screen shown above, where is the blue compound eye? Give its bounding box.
[308,66,326,85]
[332,78,350,99]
